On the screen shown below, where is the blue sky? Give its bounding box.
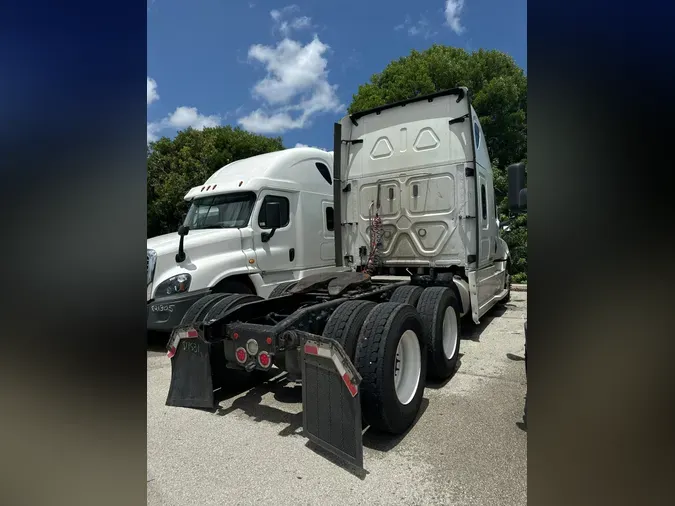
[147,0,526,149]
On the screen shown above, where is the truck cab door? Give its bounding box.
[252,190,297,276]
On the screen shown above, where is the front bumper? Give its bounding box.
[147,288,212,332]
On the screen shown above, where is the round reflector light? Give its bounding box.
[258,351,271,368]
[235,347,247,363]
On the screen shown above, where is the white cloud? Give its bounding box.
[147,106,222,144]
[238,31,343,134]
[146,77,220,143]
[239,110,302,134]
[294,142,329,151]
[249,37,330,104]
[284,16,311,36]
[395,14,436,39]
[270,5,313,37]
[147,122,161,144]
[147,77,159,105]
[270,5,298,21]
[444,0,466,35]
[167,106,220,130]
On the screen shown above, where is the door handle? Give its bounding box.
[289,248,295,262]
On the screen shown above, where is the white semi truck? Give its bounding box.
[163,88,512,469]
[147,147,338,333]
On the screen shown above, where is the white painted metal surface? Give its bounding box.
[336,89,510,323]
[147,148,337,301]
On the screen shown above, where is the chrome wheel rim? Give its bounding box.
[394,330,422,405]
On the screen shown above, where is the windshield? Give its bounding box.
[183,192,256,230]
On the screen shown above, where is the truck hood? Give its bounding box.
[147,228,250,301]
[148,229,240,257]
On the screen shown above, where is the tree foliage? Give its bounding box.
[147,126,284,238]
[349,46,528,281]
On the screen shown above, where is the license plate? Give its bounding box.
[180,339,203,356]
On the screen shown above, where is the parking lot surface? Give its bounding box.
[147,292,527,506]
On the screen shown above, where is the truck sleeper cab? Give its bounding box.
[164,88,512,471]
[147,147,339,333]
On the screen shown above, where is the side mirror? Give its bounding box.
[176,225,190,263]
[507,162,527,212]
[261,201,281,243]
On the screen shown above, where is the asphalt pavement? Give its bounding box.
[147,291,527,506]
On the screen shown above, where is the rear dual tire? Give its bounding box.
[355,302,427,435]
[416,287,461,381]
[325,293,459,435]
[389,285,424,306]
[322,300,377,361]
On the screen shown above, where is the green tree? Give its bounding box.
[147,126,284,238]
[349,46,527,281]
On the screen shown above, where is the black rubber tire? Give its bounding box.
[180,293,229,325]
[416,287,461,381]
[203,293,263,322]
[389,285,424,306]
[354,302,427,434]
[268,281,297,298]
[322,300,377,361]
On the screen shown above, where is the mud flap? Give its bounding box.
[301,335,364,469]
[165,327,215,409]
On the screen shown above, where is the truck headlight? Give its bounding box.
[155,273,192,298]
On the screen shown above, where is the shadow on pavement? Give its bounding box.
[517,395,527,432]
[213,375,304,438]
[462,305,508,342]
[209,371,430,478]
[305,440,369,480]
[362,398,429,452]
[147,331,170,352]
[425,357,463,390]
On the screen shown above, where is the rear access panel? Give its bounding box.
[301,335,364,469]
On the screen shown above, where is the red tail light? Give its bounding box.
[258,351,271,368]
[235,347,247,364]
